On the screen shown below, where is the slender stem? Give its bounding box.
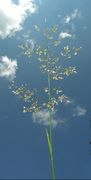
[47,72,56,180]
[49,111,56,180]
[48,73,52,143]
[44,42,56,179]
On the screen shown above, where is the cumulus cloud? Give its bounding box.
[32,109,65,128]
[73,105,87,117]
[59,32,72,39]
[71,9,81,19]
[0,56,18,80]
[64,9,81,24]
[58,9,81,41]
[0,0,37,39]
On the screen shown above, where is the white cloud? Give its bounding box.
[71,9,81,19]
[32,109,65,128]
[73,105,87,117]
[0,0,37,39]
[64,9,81,24]
[59,32,72,39]
[0,56,18,80]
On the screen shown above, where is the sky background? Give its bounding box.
[0,0,91,179]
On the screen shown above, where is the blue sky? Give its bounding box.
[0,0,91,179]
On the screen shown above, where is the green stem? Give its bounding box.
[44,41,56,179]
[49,110,56,180]
[48,73,52,143]
[46,72,56,180]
